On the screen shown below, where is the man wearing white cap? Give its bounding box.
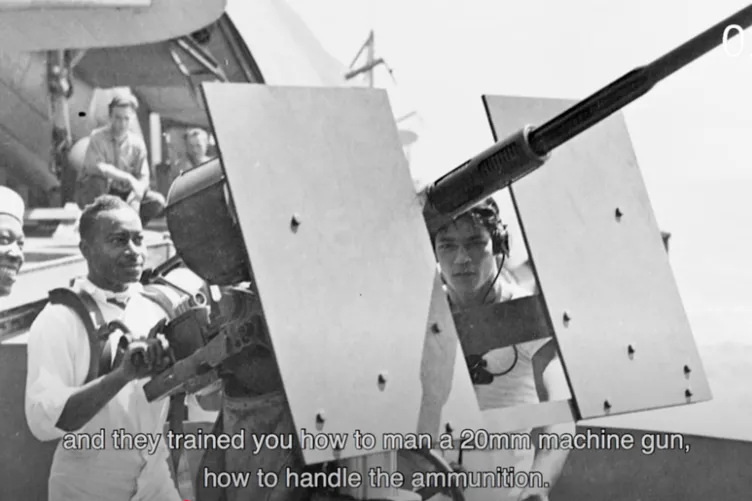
[0,185,25,298]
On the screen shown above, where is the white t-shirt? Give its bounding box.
[446,278,552,501]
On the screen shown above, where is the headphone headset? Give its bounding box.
[470,197,509,257]
[489,222,509,257]
[431,198,509,256]
[433,199,519,403]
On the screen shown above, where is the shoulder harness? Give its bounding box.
[47,284,175,384]
[47,281,189,477]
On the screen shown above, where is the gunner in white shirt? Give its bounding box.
[428,197,574,501]
[24,195,182,501]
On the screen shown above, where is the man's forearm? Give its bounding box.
[531,422,574,491]
[55,367,130,432]
[96,162,137,187]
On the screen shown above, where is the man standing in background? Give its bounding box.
[156,127,214,198]
[181,128,213,170]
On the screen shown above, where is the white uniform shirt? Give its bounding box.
[24,278,181,501]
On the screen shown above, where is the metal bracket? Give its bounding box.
[167,36,227,106]
[143,287,263,400]
[172,35,228,82]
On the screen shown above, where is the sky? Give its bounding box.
[288,0,752,349]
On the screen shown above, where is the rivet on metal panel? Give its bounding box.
[685,388,693,398]
[614,208,623,221]
[683,365,692,377]
[627,344,635,359]
[290,214,301,232]
[562,311,571,326]
[431,323,441,334]
[445,422,454,434]
[603,399,612,411]
[377,372,388,390]
[315,411,326,425]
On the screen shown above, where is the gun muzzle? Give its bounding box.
[422,3,752,230]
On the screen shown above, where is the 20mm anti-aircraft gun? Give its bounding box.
[138,5,752,500]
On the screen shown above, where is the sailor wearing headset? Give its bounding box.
[427,197,574,501]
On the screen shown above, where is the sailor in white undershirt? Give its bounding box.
[428,197,574,501]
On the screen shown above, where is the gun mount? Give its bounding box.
[132,9,750,501]
[146,3,752,408]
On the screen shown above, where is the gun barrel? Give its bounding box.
[423,4,752,230]
[530,3,752,155]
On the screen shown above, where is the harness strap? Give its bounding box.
[48,288,108,384]
[166,392,187,476]
[141,285,178,320]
